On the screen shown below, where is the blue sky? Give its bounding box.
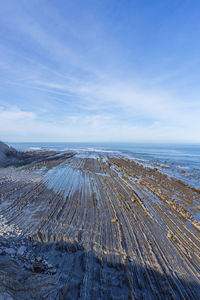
[0,0,200,142]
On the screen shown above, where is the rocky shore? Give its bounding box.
[0,143,200,299]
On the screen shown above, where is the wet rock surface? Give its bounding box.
[0,152,200,299]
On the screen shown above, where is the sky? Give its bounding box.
[0,0,200,143]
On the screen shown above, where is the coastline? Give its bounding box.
[0,149,200,298]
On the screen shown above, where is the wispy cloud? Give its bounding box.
[0,106,36,121]
[0,0,200,142]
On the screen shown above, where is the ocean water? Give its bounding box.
[8,142,200,188]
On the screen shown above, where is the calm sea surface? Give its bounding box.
[8,142,200,188]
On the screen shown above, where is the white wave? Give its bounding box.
[29,147,42,151]
[177,166,191,170]
[63,147,120,153]
[87,148,120,153]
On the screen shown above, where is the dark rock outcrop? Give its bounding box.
[0,141,21,167]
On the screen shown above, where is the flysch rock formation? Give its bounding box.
[0,144,200,299]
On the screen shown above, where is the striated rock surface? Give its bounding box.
[0,141,74,168]
[0,150,200,299]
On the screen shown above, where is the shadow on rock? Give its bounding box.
[0,235,200,300]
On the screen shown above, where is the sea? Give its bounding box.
[7,142,200,189]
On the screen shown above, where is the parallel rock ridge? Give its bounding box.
[0,147,200,299]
